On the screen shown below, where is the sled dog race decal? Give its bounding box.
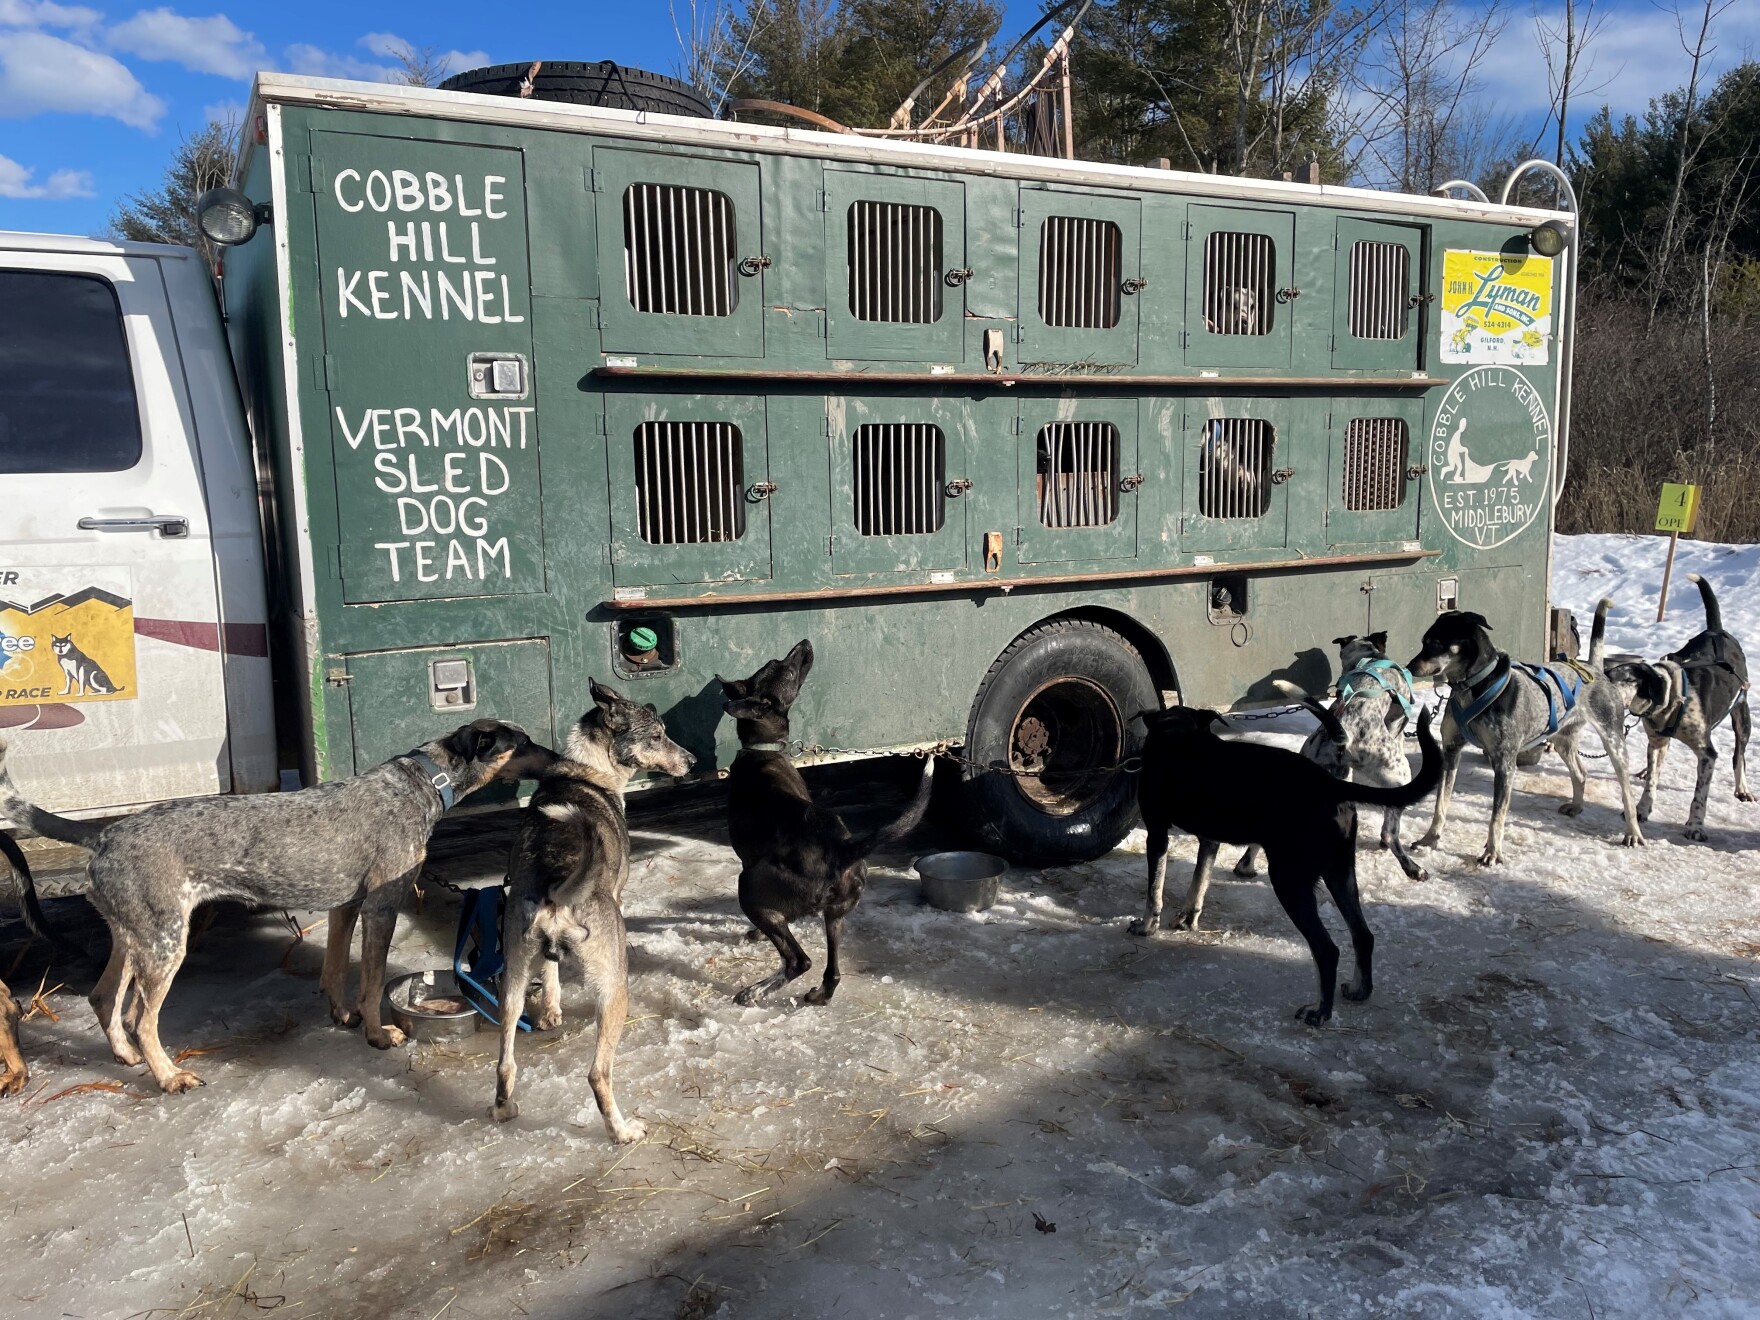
[0,568,137,706]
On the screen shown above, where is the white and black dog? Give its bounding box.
[1606,574,1752,841]
[1237,633,1429,883]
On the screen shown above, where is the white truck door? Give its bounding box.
[0,251,229,812]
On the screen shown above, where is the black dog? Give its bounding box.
[1607,574,1752,840]
[1130,705,1441,1025]
[716,640,933,1006]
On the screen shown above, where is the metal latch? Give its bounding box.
[429,657,476,711]
[1270,467,1295,484]
[1275,286,1302,303]
[1120,277,1148,295]
[468,352,529,399]
[1406,464,1427,479]
[1119,473,1145,492]
[738,255,773,277]
[747,481,779,501]
[944,267,974,288]
[945,478,973,498]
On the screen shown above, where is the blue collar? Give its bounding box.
[1337,657,1416,723]
[403,751,457,811]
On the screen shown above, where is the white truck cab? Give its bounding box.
[0,232,276,814]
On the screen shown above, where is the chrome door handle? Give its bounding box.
[79,514,190,538]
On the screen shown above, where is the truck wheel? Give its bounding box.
[438,62,713,118]
[961,620,1156,867]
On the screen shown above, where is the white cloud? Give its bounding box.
[202,97,244,125]
[0,152,95,198]
[0,0,101,32]
[0,29,164,128]
[281,33,489,84]
[108,7,265,80]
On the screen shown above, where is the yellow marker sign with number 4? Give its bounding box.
[1655,483,1700,534]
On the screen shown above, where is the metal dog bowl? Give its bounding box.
[385,969,480,1041]
[916,851,1006,913]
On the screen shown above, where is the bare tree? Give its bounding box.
[384,40,454,88]
[1531,0,1610,166]
[1648,0,1737,333]
[1345,0,1508,192]
[107,116,239,273]
[675,0,775,114]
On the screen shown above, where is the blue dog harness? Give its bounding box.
[1449,657,1588,751]
[1336,657,1417,724]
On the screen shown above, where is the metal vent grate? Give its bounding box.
[848,202,944,324]
[852,424,946,535]
[633,421,747,544]
[1036,422,1120,528]
[623,183,738,317]
[1342,418,1409,511]
[1038,217,1122,329]
[1347,241,1411,340]
[1198,418,1274,519]
[1201,232,1275,336]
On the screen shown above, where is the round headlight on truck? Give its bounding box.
[1528,219,1570,257]
[196,187,268,246]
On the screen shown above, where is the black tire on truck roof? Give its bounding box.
[438,61,714,118]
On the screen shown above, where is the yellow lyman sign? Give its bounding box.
[1441,250,1555,366]
[0,574,137,708]
[1655,483,1701,534]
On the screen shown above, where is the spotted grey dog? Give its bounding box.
[1606,574,1752,841]
[493,681,694,1141]
[1236,633,1429,884]
[0,721,552,1093]
[1408,601,1642,866]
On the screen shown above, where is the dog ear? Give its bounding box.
[589,677,625,709]
[723,695,773,721]
[1331,635,1356,648]
[1367,631,1388,650]
[715,673,750,700]
[1458,611,1492,632]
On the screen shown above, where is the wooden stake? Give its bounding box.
[1657,530,1680,622]
[1059,51,1075,160]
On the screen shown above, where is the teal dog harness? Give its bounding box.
[1336,656,1417,724]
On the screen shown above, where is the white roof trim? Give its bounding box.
[244,74,1569,227]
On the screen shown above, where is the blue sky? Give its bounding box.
[1,0,1756,237]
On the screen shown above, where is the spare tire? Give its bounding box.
[439,61,713,118]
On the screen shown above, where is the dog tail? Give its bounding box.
[1298,695,1348,750]
[0,736,104,850]
[1588,597,1614,668]
[834,756,936,870]
[1336,709,1442,810]
[1686,573,1723,633]
[0,829,76,951]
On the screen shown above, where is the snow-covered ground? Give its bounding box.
[2,533,1757,1320]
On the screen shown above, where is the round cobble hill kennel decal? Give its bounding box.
[0,567,137,706]
[1428,367,1553,550]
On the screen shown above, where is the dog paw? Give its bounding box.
[533,1008,564,1032]
[330,1006,362,1029]
[1736,789,1756,803]
[1174,907,1202,932]
[366,1026,408,1050]
[1621,832,1645,848]
[608,1118,648,1145]
[1413,832,1440,850]
[160,1069,205,1094]
[1401,863,1430,883]
[1342,980,1373,1003]
[1476,847,1503,867]
[1636,804,1653,823]
[0,1066,26,1098]
[1128,915,1160,938]
[492,1098,519,1123]
[1294,1005,1331,1027]
[802,985,838,1006]
[733,985,764,1007]
[1232,858,1259,878]
[1557,801,1584,817]
[1682,826,1709,843]
[111,1042,144,1067]
[743,928,764,944]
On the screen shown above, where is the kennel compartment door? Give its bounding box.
[825,171,966,364]
[828,396,969,576]
[605,392,774,587]
[594,148,766,359]
[1016,189,1142,367]
[1016,399,1140,565]
[1331,218,1425,372]
[1324,398,1425,548]
[1184,204,1296,369]
[343,638,554,778]
[1180,400,1292,554]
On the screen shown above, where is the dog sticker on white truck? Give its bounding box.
[0,568,137,706]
